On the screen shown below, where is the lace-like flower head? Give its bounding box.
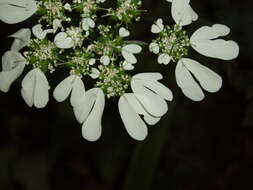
[150,0,239,101]
[0,0,239,141]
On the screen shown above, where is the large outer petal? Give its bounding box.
[53,75,76,103]
[182,58,222,93]
[73,90,96,124]
[133,73,173,101]
[190,24,239,60]
[131,79,168,117]
[119,95,148,141]
[171,0,198,26]
[124,93,161,125]
[10,28,31,51]
[82,88,105,142]
[0,0,37,24]
[176,60,204,101]
[21,68,49,108]
[70,76,85,107]
[0,51,26,92]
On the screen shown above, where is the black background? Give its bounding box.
[0,0,253,190]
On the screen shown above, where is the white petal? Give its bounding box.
[21,68,50,108]
[137,78,173,101]
[131,79,168,117]
[0,51,26,92]
[54,32,74,49]
[53,75,76,103]
[32,24,47,40]
[82,88,105,142]
[191,24,231,41]
[10,28,31,51]
[133,73,163,81]
[158,53,171,65]
[121,51,137,64]
[122,44,142,54]
[143,114,161,125]
[190,24,239,60]
[0,0,37,24]
[176,60,204,101]
[82,18,95,31]
[70,76,85,107]
[171,0,197,26]
[100,55,110,65]
[149,42,159,54]
[122,61,134,70]
[119,95,148,141]
[151,18,164,33]
[119,27,130,37]
[191,39,239,60]
[53,19,62,33]
[182,58,222,93]
[73,91,96,124]
[89,68,100,79]
[124,93,161,125]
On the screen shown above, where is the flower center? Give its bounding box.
[96,65,131,98]
[109,0,142,23]
[156,24,190,62]
[37,0,67,25]
[66,27,86,48]
[67,50,93,76]
[24,39,59,73]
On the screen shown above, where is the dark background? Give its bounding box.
[0,0,253,190]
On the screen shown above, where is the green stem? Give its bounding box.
[122,101,176,190]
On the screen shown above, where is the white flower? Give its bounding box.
[53,19,63,33]
[53,75,85,107]
[118,73,173,141]
[149,42,159,54]
[119,27,130,37]
[64,3,72,12]
[54,32,74,49]
[0,51,26,92]
[54,27,84,49]
[176,58,222,101]
[32,24,54,40]
[151,18,164,33]
[21,68,50,108]
[0,0,37,24]
[122,61,134,71]
[82,18,95,31]
[74,88,105,141]
[89,68,100,79]
[100,55,110,65]
[10,28,31,51]
[190,24,239,60]
[89,58,96,65]
[121,44,142,64]
[175,24,239,101]
[166,0,198,26]
[158,53,171,65]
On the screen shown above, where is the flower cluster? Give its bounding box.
[0,0,239,141]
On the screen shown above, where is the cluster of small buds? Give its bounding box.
[66,27,87,48]
[92,29,123,57]
[95,65,131,98]
[73,0,100,18]
[67,49,94,76]
[37,0,70,25]
[151,24,190,62]
[98,25,112,36]
[24,39,59,73]
[109,0,142,23]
